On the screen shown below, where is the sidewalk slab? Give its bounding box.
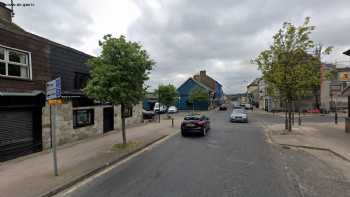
[266,122,350,162]
[0,117,182,197]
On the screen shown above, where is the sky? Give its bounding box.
[4,0,350,94]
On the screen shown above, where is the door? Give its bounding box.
[0,108,41,161]
[103,107,114,133]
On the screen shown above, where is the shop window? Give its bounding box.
[73,109,94,128]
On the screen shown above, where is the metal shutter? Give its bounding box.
[0,109,34,160]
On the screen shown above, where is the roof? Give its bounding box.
[343,49,350,56]
[177,77,212,92]
[0,19,93,58]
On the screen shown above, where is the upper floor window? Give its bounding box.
[74,72,89,90]
[0,46,31,79]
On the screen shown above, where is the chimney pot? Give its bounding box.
[200,70,206,76]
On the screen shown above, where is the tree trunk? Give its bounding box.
[121,104,127,145]
[298,100,301,126]
[292,101,295,125]
[288,101,292,131]
[285,101,288,130]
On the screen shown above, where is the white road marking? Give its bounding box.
[55,131,180,197]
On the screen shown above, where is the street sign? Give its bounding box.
[46,77,62,176]
[48,99,63,105]
[46,78,61,100]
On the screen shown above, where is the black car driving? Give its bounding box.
[181,114,210,136]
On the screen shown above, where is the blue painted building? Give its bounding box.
[176,78,212,110]
[214,81,224,105]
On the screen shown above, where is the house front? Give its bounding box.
[193,70,224,106]
[176,78,211,110]
[0,3,142,161]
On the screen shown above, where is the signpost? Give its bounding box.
[46,77,62,176]
[330,84,342,124]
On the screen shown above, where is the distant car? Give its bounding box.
[244,103,253,110]
[219,104,227,111]
[142,110,155,120]
[154,102,167,113]
[167,106,178,113]
[181,114,210,136]
[233,106,244,110]
[230,108,248,123]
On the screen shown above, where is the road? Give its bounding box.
[63,109,350,197]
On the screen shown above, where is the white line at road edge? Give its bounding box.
[56,131,180,197]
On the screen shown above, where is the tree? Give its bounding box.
[188,88,209,111]
[253,17,332,131]
[84,35,154,145]
[155,84,178,108]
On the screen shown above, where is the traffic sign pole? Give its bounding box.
[46,77,61,176]
[51,105,58,176]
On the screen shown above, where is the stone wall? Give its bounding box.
[42,100,143,150]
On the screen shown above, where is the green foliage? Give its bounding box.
[253,17,331,102]
[155,84,178,107]
[84,35,155,105]
[189,88,209,103]
[324,69,337,81]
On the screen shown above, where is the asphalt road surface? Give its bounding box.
[64,109,350,197]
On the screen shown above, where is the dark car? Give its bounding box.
[181,114,210,136]
[219,104,227,111]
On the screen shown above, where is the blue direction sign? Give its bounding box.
[46,77,61,100]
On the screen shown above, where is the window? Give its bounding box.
[73,109,94,128]
[74,72,89,90]
[0,46,31,79]
[122,106,133,118]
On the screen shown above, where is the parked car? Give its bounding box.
[142,110,155,120]
[219,104,227,111]
[154,102,167,113]
[244,103,253,110]
[230,108,248,123]
[181,114,210,136]
[167,106,178,113]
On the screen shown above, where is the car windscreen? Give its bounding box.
[233,109,245,114]
[184,115,201,120]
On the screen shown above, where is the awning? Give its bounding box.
[0,90,43,97]
[343,49,350,56]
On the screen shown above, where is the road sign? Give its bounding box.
[48,99,63,105]
[46,78,61,176]
[46,78,61,100]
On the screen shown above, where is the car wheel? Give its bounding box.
[181,130,186,137]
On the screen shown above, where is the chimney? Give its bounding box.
[0,2,12,23]
[200,70,206,77]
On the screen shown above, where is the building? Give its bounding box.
[176,78,212,110]
[193,70,224,106]
[246,78,260,107]
[320,63,350,112]
[0,3,142,161]
[257,79,282,112]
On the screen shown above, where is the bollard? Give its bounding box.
[172,118,174,128]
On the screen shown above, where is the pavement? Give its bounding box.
[262,113,350,162]
[57,108,350,197]
[0,113,184,197]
